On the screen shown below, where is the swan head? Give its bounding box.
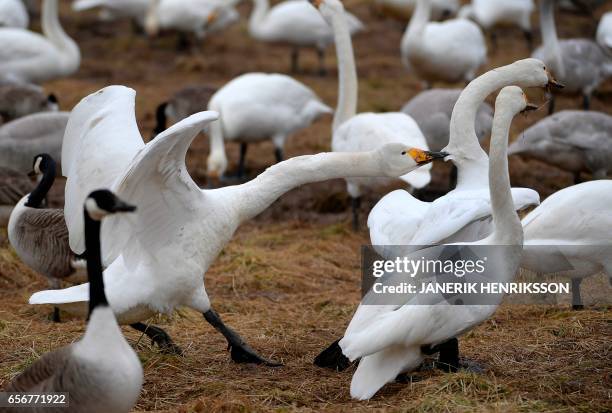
[495,86,538,118]
[85,190,136,222]
[28,153,56,178]
[378,143,448,177]
[510,59,564,90]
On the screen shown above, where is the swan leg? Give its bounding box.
[582,93,590,110]
[523,29,534,51]
[203,308,282,366]
[351,196,362,231]
[237,143,248,178]
[548,95,556,115]
[489,30,498,53]
[317,48,327,76]
[573,171,583,185]
[274,147,284,163]
[421,338,459,372]
[130,322,184,355]
[291,47,300,73]
[314,339,352,371]
[571,278,584,310]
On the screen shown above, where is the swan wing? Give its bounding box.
[101,111,219,268]
[62,86,145,255]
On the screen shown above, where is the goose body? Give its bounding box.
[29,85,438,363]
[249,0,363,74]
[73,0,153,27]
[0,166,34,226]
[0,0,29,29]
[367,59,558,253]
[401,88,493,151]
[207,73,332,177]
[508,110,612,182]
[532,0,612,110]
[0,112,69,174]
[597,12,612,55]
[5,190,142,413]
[0,0,80,84]
[0,83,57,124]
[153,84,217,136]
[338,86,529,400]
[401,0,487,84]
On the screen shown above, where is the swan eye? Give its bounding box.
[401,151,407,155]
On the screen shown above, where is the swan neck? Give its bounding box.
[249,0,269,36]
[403,0,430,43]
[539,0,564,76]
[330,10,358,132]
[42,0,79,62]
[488,107,523,244]
[232,151,382,222]
[84,212,108,317]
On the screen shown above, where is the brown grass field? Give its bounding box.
[1,1,611,411]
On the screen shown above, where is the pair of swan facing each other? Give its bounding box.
[28,85,447,366]
[4,189,143,413]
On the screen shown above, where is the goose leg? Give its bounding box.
[203,308,282,366]
[571,278,584,310]
[314,339,351,371]
[49,278,61,323]
[351,196,361,231]
[130,322,183,355]
[291,47,300,73]
[237,143,248,178]
[317,48,327,76]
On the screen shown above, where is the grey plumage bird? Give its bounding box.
[0,83,57,125]
[0,166,34,226]
[152,85,217,137]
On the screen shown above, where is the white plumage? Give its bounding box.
[597,11,612,55]
[459,0,534,33]
[72,0,153,27]
[0,0,29,29]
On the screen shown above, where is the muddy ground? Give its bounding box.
[0,1,611,412]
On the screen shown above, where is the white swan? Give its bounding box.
[73,0,153,28]
[532,0,612,111]
[521,180,612,309]
[0,0,80,84]
[7,189,142,413]
[334,86,531,400]
[0,0,29,29]
[367,59,560,253]
[249,0,363,75]
[29,85,439,365]
[401,0,487,85]
[373,0,459,21]
[597,11,612,55]
[458,0,534,50]
[207,72,332,179]
[314,0,439,230]
[508,110,612,184]
[401,88,493,151]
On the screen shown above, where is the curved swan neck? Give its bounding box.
[228,151,384,222]
[84,212,108,317]
[402,0,430,46]
[539,0,564,76]
[329,6,358,132]
[488,105,523,244]
[249,0,269,36]
[42,0,79,61]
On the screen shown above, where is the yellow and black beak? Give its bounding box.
[521,103,539,114]
[545,70,565,91]
[207,11,218,25]
[407,149,449,165]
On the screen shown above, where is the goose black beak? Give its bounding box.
[521,103,539,114]
[27,170,37,177]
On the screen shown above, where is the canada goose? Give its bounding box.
[532,0,612,112]
[401,0,487,85]
[313,0,435,230]
[508,110,612,184]
[249,0,363,75]
[597,11,612,54]
[4,189,143,413]
[0,111,69,174]
[8,154,84,322]
[0,0,29,29]
[29,85,444,366]
[0,166,33,226]
[401,88,493,151]
[458,0,534,50]
[0,0,80,84]
[521,180,612,309]
[321,86,534,400]
[207,73,332,179]
[0,83,58,124]
[153,84,217,137]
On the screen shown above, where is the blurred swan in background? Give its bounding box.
[313,0,436,230]
[532,0,612,112]
[597,11,612,54]
[72,0,153,28]
[153,85,217,137]
[0,0,80,84]
[458,0,534,50]
[508,110,612,184]
[373,0,459,21]
[207,72,332,179]
[521,180,612,309]
[0,83,58,125]
[29,85,439,366]
[0,0,29,29]
[333,86,532,400]
[401,88,493,151]
[0,112,69,174]
[401,0,487,85]
[249,0,363,75]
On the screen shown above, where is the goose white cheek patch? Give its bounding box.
[85,198,109,221]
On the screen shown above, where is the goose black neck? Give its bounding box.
[153,102,168,137]
[84,211,108,316]
[25,160,56,208]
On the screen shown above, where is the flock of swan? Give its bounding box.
[0,0,610,409]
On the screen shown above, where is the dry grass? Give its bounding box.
[0,1,611,412]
